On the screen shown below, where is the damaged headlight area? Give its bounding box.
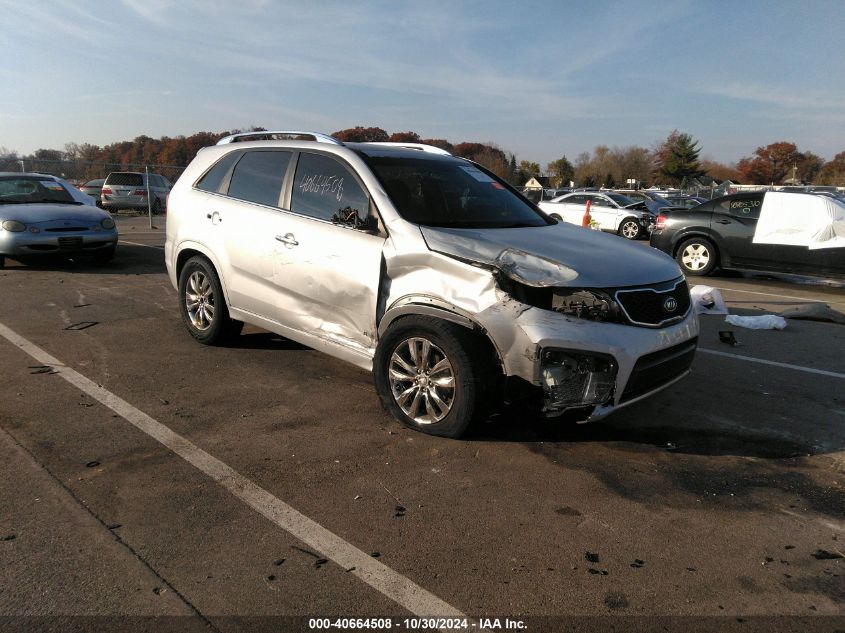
[551,289,621,322]
[541,349,617,413]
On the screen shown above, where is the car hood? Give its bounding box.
[0,203,109,223]
[420,223,682,288]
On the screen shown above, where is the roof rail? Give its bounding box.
[361,142,452,156]
[216,131,343,145]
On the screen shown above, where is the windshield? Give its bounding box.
[606,193,636,206]
[0,176,77,204]
[363,156,550,228]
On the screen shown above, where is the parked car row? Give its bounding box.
[538,191,656,239]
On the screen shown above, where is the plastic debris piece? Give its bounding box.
[779,303,845,325]
[585,551,600,563]
[64,321,98,331]
[85,461,100,468]
[718,331,738,346]
[630,559,645,568]
[812,549,844,560]
[394,505,406,517]
[725,314,787,330]
[1,534,16,542]
[690,285,728,315]
[370,551,381,558]
[587,568,608,575]
[314,559,328,569]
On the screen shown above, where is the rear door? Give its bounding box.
[586,194,615,230]
[710,194,775,268]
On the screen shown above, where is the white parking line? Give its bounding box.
[0,321,465,621]
[119,240,164,249]
[698,348,845,380]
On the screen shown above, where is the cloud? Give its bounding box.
[696,82,844,112]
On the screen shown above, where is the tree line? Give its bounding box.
[1,126,843,188]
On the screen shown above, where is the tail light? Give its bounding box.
[655,214,667,230]
[101,187,112,195]
[132,189,148,196]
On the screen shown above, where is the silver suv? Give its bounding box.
[101,171,171,214]
[165,131,698,437]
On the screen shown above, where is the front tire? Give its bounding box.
[618,217,642,240]
[676,237,717,276]
[373,316,487,438]
[178,256,243,344]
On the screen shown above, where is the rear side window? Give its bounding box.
[719,196,762,219]
[105,172,143,187]
[291,153,369,221]
[227,151,292,207]
[196,152,241,194]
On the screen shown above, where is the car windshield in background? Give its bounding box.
[363,156,549,229]
[0,176,77,204]
[104,172,144,186]
[607,193,636,206]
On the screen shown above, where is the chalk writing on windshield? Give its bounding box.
[299,173,344,202]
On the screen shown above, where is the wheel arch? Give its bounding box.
[378,300,505,376]
[175,244,233,307]
[672,230,720,261]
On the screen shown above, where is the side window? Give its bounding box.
[196,151,242,194]
[291,153,369,222]
[725,196,762,219]
[227,151,292,207]
[567,195,586,204]
[590,195,610,207]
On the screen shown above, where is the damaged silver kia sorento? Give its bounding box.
[165,131,698,438]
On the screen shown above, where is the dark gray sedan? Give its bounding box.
[0,173,118,268]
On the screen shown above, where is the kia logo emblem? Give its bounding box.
[663,297,678,313]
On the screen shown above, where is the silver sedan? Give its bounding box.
[0,172,118,268]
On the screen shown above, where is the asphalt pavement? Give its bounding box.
[1,217,843,632]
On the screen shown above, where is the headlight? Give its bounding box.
[552,289,621,322]
[1,220,26,232]
[100,217,115,230]
[494,248,578,287]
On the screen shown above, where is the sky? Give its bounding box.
[1,0,844,166]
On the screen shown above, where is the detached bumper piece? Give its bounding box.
[541,349,617,413]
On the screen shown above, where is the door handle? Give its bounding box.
[275,233,299,246]
[206,212,222,223]
[715,219,731,224]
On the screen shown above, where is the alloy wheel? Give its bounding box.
[185,270,215,330]
[389,337,455,424]
[681,243,710,271]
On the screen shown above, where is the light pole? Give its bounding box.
[770,158,777,188]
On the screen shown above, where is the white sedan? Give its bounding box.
[539,191,655,239]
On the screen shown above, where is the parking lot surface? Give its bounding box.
[1,217,843,632]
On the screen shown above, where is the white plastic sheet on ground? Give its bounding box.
[689,285,728,315]
[725,314,787,330]
[753,192,845,250]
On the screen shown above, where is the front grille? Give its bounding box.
[57,237,84,250]
[46,227,87,232]
[615,279,691,327]
[621,337,697,402]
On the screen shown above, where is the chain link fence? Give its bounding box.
[0,156,185,185]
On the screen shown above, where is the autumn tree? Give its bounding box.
[700,159,740,183]
[735,141,803,185]
[546,156,574,187]
[388,131,421,143]
[653,131,704,186]
[331,126,388,142]
[816,151,845,186]
[421,138,454,153]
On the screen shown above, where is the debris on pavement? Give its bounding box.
[587,568,608,575]
[630,559,645,568]
[29,365,57,375]
[394,505,406,517]
[811,549,844,560]
[370,551,381,558]
[718,331,738,346]
[64,321,98,331]
[1,534,16,541]
[779,303,845,325]
[85,461,100,468]
[585,551,600,563]
[725,314,787,330]
[690,285,728,315]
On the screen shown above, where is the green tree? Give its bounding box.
[546,156,574,187]
[654,131,704,186]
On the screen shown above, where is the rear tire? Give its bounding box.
[618,217,642,240]
[373,316,490,438]
[152,198,163,215]
[676,237,717,276]
[178,256,243,345]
